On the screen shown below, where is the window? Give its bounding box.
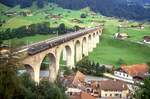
[123,73,125,76]
[115,94,119,96]
[70,92,72,95]
[120,94,122,98]
[94,92,98,94]
[119,72,121,75]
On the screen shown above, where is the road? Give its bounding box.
[85,75,108,82]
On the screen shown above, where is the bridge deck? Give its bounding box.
[15,27,101,55]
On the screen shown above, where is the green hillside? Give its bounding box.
[89,36,150,68]
[0,3,10,12]
[0,3,150,67]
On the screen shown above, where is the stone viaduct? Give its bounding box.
[22,27,103,83]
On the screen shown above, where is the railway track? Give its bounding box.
[14,27,100,55]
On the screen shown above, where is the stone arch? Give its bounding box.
[75,40,82,62]
[88,34,92,52]
[24,64,34,79]
[40,53,56,82]
[96,31,99,35]
[82,37,88,56]
[59,45,73,68]
[93,33,96,38]
[93,33,96,48]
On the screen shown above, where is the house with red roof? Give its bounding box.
[114,64,149,81]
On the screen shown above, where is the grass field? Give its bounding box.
[89,36,150,68]
[4,34,57,47]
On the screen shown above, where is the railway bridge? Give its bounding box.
[22,26,103,83]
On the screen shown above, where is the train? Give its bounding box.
[27,27,100,55]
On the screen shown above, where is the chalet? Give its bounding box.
[4,11,17,17]
[120,64,149,81]
[114,33,128,39]
[20,10,32,16]
[99,80,129,99]
[143,36,150,44]
[114,71,133,80]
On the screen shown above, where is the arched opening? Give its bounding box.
[75,40,81,62]
[96,31,99,35]
[93,33,96,48]
[88,35,92,52]
[59,45,72,69]
[40,53,56,81]
[93,33,96,39]
[21,64,34,79]
[82,37,87,57]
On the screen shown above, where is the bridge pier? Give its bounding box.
[96,32,99,44]
[34,66,40,84]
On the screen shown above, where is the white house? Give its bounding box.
[99,80,129,99]
[143,36,150,44]
[114,71,133,80]
[65,88,81,95]
[114,33,128,40]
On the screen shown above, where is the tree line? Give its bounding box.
[0,22,80,41]
[0,0,44,8]
[75,56,112,76]
[1,0,150,21]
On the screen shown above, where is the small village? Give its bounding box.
[59,63,149,99]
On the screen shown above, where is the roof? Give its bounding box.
[118,33,128,37]
[72,71,85,85]
[100,80,128,91]
[144,36,150,42]
[61,71,85,87]
[121,64,148,77]
[69,92,96,99]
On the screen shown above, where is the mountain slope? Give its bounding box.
[47,0,150,21]
[1,0,150,21]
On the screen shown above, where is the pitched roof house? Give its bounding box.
[99,80,129,98]
[121,64,148,80]
[143,36,150,44]
[114,33,128,39]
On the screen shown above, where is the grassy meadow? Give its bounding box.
[89,36,150,68]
